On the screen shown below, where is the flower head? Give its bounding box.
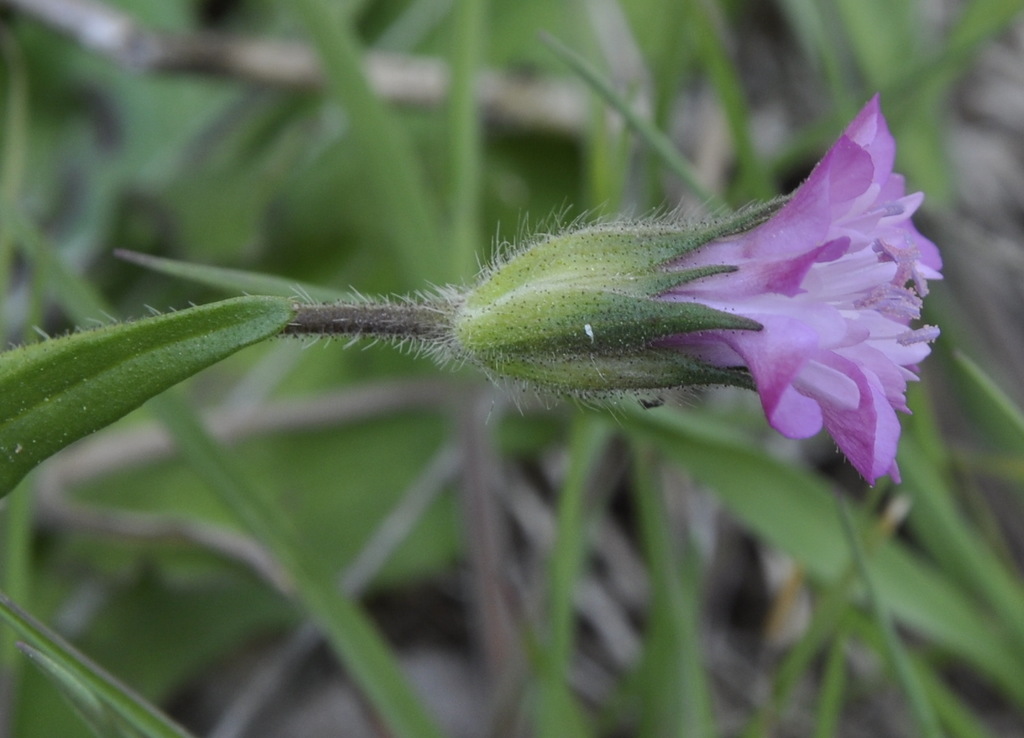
[659,95,941,483]
[451,95,940,484]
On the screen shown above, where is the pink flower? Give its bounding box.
[660,96,942,484]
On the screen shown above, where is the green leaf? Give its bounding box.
[618,406,1024,704]
[0,296,295,497]
[0,591,194,738]
[898,435,1024,660]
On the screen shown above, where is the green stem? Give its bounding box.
[285,299,454,342]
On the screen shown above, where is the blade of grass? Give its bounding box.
[18,644,144,738]
[947,0,1024,49]
[952,351,1024,450]
[0,592,195,738]
[917,661,1003,738]
[291,0,445,286]
[0,482,32,670]
[899,434,1024,659]
[892,0,1024,97]
[738,485,888,738]
[0,39,35,671]
[646,0,698,130]
[547,416,609,667]
[447,0,486,280]
[114,250,349,302]
[684,0,774,200]
[772,0,855,116]
[583,90,632,213]
[0,203,112,323]
[0,23,29,341]
[540,33,723,209]
[632,445,715,738]
[833,0,919,88]
[837,496,944,738]
[812,629,849,738]
[537,414,608,738]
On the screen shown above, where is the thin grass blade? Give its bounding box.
[541,33,722,209]
[0,592,195,738]
[952,351,1024,449]
[632,445,715,738]
[115,250,349,302]
[537,415,608,738]
[18,644,147,738]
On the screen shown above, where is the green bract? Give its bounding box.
[452,206,781,395]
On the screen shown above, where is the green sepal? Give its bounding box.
[453,210,780,394]
[0,296,295,496]
[490,349,754,393]
[644,264,743,295]
[470,205,784,308]
[458,289,759,360]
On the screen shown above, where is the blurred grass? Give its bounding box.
[537,416,608,738]
[631,445,715,738]
[1,0,1024,736]
[0,20,37,719]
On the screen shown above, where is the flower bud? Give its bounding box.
[451,95,942,484]
[452,208,781,394]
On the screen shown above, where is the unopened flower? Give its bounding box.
[448,95,940,483]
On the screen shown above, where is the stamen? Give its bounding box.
[854,284,922,320]
[872,238,929,296]
[897,325,940,345]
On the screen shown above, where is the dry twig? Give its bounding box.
[1,0,587,135]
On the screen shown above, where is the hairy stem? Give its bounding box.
[284,300,454,342]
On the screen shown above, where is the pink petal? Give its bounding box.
[664,95,940,484]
